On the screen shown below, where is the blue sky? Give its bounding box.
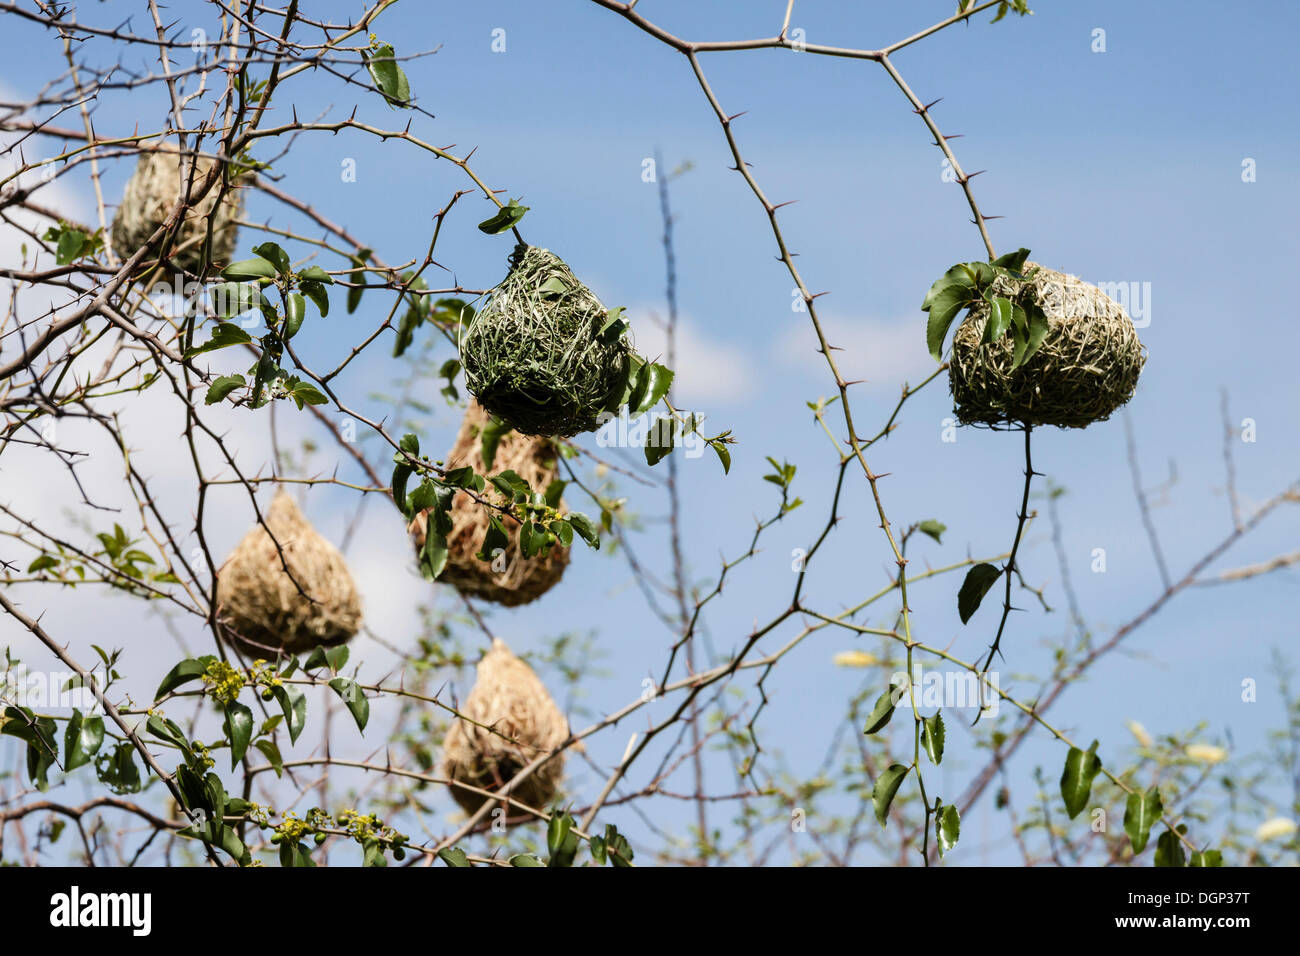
[2,1,1298,864]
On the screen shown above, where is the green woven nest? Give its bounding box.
[460,244,632,437]
[950,264,1146,429]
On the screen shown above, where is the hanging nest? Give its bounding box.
[949,263,1146,429]
[460,243,632,437]
[110,144,245,274]
[408,400,569,606]
[443,638,572,818]
[216,492,361,659]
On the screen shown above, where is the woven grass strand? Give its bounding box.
[949,263,1146,429]
[460,243,631,437]
[408,400,569,606]
[110,144,244,274]
[216,492,361,658]
[442,638,570,818]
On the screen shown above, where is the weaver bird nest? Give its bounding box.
[443,638,571,818]
[408,401,569,606]
[460,243,632,437]
[110,144,245,274]
[216,492,361,659]
[949,263,1145,429]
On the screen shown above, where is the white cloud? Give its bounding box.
[774,312,935,391]
[628,308,756,406]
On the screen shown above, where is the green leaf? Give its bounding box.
[272,685,308,744]
[251,242,291,277]
[567,512,600,550]
[209,281,267,319]
[223,701,253,768]
[147,714,191,756]
[204,374,246,405]
[62,709,102,772]
[873,764,910,828]
[925,283,973,361]
[510,854,545,867]
[391,466,412,517]
[1011,305,1050,370]
[364,42,412,107]
[438,846,470,867]
[863,682,902,735]
[544,478,567,508]
[957,562,1000,625]
[479,417,511,470]
[605,824,633,867]
[95,742,141,794]
[983,295,1014,344]
[183,322,252,359]
[299,279,329,317]
[599,306,628,338]
[917,519,946,544]
[27,554,59,573]
[56,228,87,265]
[1189,849,1223,867]
[711,441,731,474]
[991,248,1031,272]
[418,529,449,582]
[630,362,674,414]
[328,677,369,732]
[1060,740,1103,819]
[155,657,215,700]
[1124,786,1164,855]
[298,265,334,286]
[254,738,284,778]
[588,835,607,865]
[644,416,674,466]
[477,198,529,235]
[222,257,277,281]
[538,276,569,297]
[546,811,579,867]
[279,841,316,867]
[936,802,961,857]
[303,645,350,673]
[346,250,371,314]
[922,712,945,765]
[284,292,306,339]
[284,377,328,410]
[921,265,975,311]
[550,518,574,548]
[1154,827,1187,867]
[475,515,509,563]
[250,342,280,408]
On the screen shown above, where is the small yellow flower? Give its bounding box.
[1185,744,1227,765]
[1255,817,1297,842]
[1126,720,1152,748]
[833,650,878,668]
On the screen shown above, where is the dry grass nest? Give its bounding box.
[111,144,245,274]
[949,263,1146,429]
[408,400,569,606]
[459,243,632,437]
[216,492,361,659]
[442,638,572,818]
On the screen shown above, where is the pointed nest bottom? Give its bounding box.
[443,638,571,818]
[216,492,361,659]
